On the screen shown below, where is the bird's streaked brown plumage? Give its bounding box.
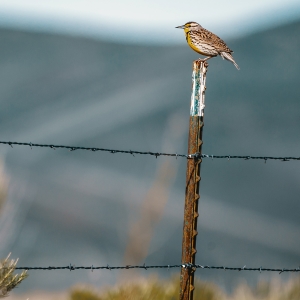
[176,21,240,70]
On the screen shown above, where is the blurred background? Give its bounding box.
[0,0,299,296]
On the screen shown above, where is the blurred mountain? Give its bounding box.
[0,19,299,292]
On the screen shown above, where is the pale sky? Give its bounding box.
[0,0,300,44]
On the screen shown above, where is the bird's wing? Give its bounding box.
[200,28,233,53]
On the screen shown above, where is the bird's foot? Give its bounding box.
[196,57,212,62]
[195,57,210,67]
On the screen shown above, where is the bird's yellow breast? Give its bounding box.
[185,31,207,56]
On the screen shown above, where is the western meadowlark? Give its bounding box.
[176,21,239,70]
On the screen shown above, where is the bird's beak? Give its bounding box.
[175,25,185,29]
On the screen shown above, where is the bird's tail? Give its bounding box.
[220,52,240,70]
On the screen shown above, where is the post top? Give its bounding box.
[193,60,209,69]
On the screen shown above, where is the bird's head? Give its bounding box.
[176,22,201,33]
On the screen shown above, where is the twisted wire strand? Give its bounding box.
[15,264,300,274]
[1,141,299,161]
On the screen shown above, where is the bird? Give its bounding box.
[176,21,239,70]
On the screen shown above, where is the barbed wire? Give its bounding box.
[0,141,186,158]
[0,141,299,162]
[15,264,300,274]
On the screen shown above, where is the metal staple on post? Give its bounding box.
[180,60,208,300]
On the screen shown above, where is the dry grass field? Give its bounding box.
[8,276,300,300]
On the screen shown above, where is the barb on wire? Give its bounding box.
[15,264,300,274]
[0,141,300,162]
